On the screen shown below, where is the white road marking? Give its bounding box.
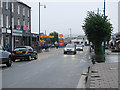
[77,68,87,88]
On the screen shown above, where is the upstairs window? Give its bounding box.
[6,15,8,28]
[1,14,3,27]
[6,2,8,9]
[12,3,14,12]
[12,17,14,28]
[28,10,29,17]
[18,5,20,14]
[23,7,25,16]
[1,0,3,8]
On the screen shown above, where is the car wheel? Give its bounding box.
[28,55,32,61]
[6,58,12,67]
[64,51,66,54]
[74,51,76,54]
[12,59,16,62]
[34,54,38,60]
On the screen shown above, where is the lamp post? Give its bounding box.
[103,0,106,54]
[39,2,46,41]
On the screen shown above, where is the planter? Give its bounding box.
[94,55,105,63]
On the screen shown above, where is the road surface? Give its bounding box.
[2,46,90,88]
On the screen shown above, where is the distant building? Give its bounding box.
[1,0,31,49]
[0,0,2,45]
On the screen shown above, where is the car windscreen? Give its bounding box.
[66,45,74,48]
[14,47,27,51]
[76,45,82,47]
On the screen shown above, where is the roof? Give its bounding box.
[17,0,31,8]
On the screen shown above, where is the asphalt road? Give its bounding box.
[2,46,91,88]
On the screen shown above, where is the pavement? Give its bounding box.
[86,49,120,88]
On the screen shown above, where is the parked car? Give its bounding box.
[11,46,38,62]
[0,46,12,67]
[64,44,76,54]
[50,44,55,48]
[76,45,83,51]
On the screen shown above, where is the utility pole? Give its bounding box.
[69,28,72,38]
[10,2,12,51]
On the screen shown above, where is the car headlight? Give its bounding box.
[64,48,67,51]
[71,48,75,51]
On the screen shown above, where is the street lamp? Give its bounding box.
[103,0,106,54]
[39,2,46,41]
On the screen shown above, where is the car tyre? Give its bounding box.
[74,51,76,54]
[64,51,67,54]
[28,55,32,61]
[34,54,38,60]
[12,59,16,62]
[6,58,12,67]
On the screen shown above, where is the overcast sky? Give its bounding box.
[21,0,118,37]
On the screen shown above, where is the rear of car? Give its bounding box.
[0,46,12,67]
[64,44,76,54]
[76,45,83,51]
[11,46,37,61]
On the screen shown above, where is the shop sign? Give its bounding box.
[12,29,23,33]
[7,29,11,33]
[2,28,7,33]
[59,34,63,38]
[59,42,64,46]
[12,29,23,36]
[12,33,22,36]
[23,26,29,31]
[40,36,54,38]
[16,25,21,30]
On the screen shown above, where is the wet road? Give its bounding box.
[2,46,90,88]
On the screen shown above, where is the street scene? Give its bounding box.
[0,0,120,89]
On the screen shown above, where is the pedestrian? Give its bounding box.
[56,44,58,49]
[5,43,10,51]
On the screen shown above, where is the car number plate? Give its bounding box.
[16,52,22,54]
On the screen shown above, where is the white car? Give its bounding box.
[64,44,76,54]
[0,46,12,67]
[76,45,83,51]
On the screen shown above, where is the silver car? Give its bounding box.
[0,46,12,67]
[64,44,76,54]
[76,45,83,51]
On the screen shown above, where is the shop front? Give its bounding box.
[12,29,23,49]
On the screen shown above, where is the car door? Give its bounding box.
[0,50,9,63]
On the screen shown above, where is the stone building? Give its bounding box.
[1,0,31,50]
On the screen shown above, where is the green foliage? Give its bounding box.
[49,31,58,43]
[82,11,113,55]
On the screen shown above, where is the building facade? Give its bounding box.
[118,1,120,32]
[1,0,31,50]
[0,0,2,46]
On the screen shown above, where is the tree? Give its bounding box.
[49,31,58,43]
[82,11,113,55]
